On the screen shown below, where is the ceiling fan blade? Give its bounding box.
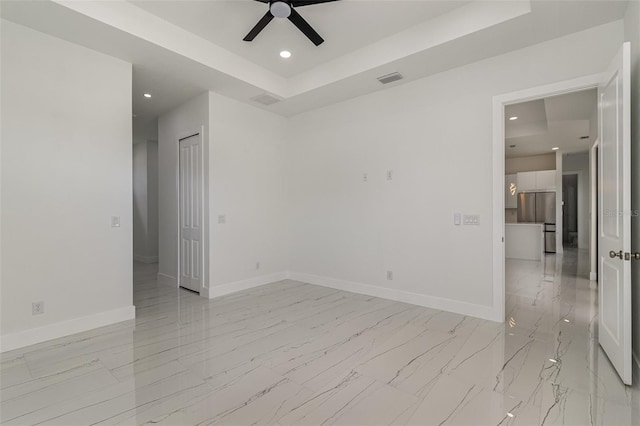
[288,8,324,46]
[292,0,340,6]
[243,10,274,42]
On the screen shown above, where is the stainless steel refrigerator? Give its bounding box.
[517,192,557,253]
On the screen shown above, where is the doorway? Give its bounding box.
[493,75,600,322]
[493,42,632,385]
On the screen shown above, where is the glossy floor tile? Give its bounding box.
[1,250,638,425]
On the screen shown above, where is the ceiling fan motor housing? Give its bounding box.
[270,1,292,18]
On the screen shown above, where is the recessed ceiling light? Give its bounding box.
[143,93,152,98]
[507,413,515,418]
[552,147,560,151]
[510,144,516,148]
[509,116,518,121]
[280,50,292,59]
[549,358,558,363]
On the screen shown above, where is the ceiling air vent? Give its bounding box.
[377,72,404,85]
[251,93,282,106]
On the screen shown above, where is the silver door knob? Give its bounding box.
[632,252,640,260]
[609,250,623,259]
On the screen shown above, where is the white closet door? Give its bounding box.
[179,134,202,293]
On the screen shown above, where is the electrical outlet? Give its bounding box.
[32,301,44,315]
[256,261,260,270]
[363,173,368,182]
[218,215,226,224]
[386,170,393,181]
[387,270,394,281]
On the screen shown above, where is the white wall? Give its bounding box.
[286,21,623,320]
[158,92,210,287]
[133,141,149,259]
[555,152,564,255]
[0,21,134,350]
[133,140,159,263]
[134,117,159,146]
[505,153,556,174]
[147,140,159,261]
[563,152,590,249]
[623,0,640,376]
[208,94,288,295]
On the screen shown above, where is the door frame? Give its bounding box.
[176,128,208,295]
[590,140,599,282]
[491,74,601,322]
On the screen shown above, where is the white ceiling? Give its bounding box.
[505,89,597,158]
[0,0,628,140]
[129,0,470,78]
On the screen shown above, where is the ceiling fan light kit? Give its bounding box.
[244,0,340,47]
[270,2,291,18]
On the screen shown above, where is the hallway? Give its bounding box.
[1,251,638,425]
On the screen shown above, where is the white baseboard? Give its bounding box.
[207,271,289,299]
[157,273,177,286]
[134,254,158,264]
[589,272,597,281]
[0,305,135,353]
[288,272,496,322]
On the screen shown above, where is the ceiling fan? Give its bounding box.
[243,0,339,47]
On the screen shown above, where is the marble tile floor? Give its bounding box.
[1,250,638,425]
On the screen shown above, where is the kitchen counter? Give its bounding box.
[505,223,544,261]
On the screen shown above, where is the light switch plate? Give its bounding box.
[454,213,462,226]
[218,215,226,224]
[463,215,480,225]
[111,216,120,227]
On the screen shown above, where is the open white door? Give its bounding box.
[179,134,203,293]
[598,42,631,385]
